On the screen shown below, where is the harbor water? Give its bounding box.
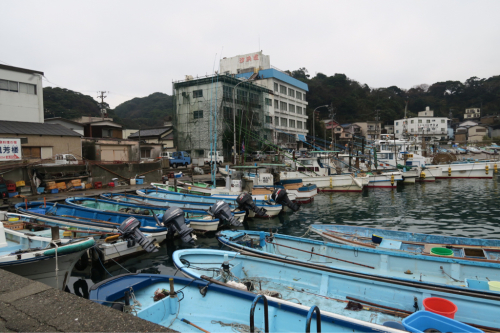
[68,176,500,296]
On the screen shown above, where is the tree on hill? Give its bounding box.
[113,92,173,128]
[43,87,108,119]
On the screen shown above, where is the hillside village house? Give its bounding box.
[0,64,82,159]
[394,107,450,142]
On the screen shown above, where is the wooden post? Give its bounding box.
[174,177,178,193]
[44,197,46,208]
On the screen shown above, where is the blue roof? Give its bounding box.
[235,68,309,92]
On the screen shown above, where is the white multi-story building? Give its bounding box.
[0,64,44,123]
[394,107,450,142]
[220,51,309,148]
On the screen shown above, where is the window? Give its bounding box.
[280,101,287,111]
[223,106,233,119]
[0,79,36,94]
[280,85,287,94]
[102,129,112,137]
[441,128,446,132]
[249,93,258,104]
[8,81,18,92]
[296,91,302,100]
[141,149,151,158]
[223,86,232,98]
[396,130,399,133]
[275,116,279,126]
[411,128,414,132]
[289,119,295,128]
[265,98,272,106]
[395,122,399,126]
[289,104,295,113]
[274,99,279,109]
[281,118,287,127]
[266,116,272,123]
[237,89,247,102]
[193,110,203,119]
[303,93,306,101]
[418,119,422,123]
[296,106,302,115]
[297,121,302,129]
[22,147,41,159]
[274,83,278,92]
[193,89,203,98]
[426,119,430,123]
[441,119,445,123]
[411,120,414,124]
[288,88,295,98]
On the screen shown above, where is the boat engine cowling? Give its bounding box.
[118,217,159,253]
[162,207,195,245]
[208,201,242,227]
[271,188,300,212]
[236,192,267,217]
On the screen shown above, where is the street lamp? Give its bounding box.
[312,105,328,148]
[232,78,249,164]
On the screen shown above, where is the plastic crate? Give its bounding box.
[51,189,59,194]
[8,192,18,198]
[135,178,144,185]
[94,182,102,189]
[402,311,483,333]
[7,184,16,192]
[37,187,45,194]
[73,186,83,190]
[16,181,25,187]
[107,182,115,187]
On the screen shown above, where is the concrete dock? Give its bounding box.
[0,269,174,332]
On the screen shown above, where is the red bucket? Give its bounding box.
[423,297,458,319]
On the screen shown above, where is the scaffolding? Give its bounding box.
[173,74,273,159]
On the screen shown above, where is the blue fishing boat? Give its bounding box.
[16,202,168,234]
[217,230,500,292]
[89,273,405,333]
[0,215,94,290]
[173,248,500,330]
[3,212,162,262]
[65,197,224,232]
[309,225,500,261]
[136,188,283,218]
[99,193,247,224]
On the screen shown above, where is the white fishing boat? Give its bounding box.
[0,215,94,290]
[279,152,367,192]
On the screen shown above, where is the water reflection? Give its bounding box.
[69,176,500,291]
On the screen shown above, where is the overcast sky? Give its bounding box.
[2,0,499,108]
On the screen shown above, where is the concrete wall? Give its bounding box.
[83,138,139,162]
[0,134,82,158]
[0,68,44,123]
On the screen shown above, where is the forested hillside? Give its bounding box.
[113,92,173,128]
[290,68,500,124]
[43,87,109,119]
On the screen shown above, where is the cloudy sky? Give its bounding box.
[2,0,499,108]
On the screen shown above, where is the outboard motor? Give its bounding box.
[118,217,159,253]
[208,201,242,226]
[162,207,195,245]
[271,188,300,212]
[236,193,267,217]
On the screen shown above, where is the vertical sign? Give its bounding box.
[0,138,22,160]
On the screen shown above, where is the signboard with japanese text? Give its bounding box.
[0,138,22,161]
[219,51,271,75]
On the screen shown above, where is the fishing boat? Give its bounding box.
[16,202,169,234]
[430,161,494,179]
[216,230,500,291]
[89,273,405,333]
[279,153,367,192]
[173,248,500,330]
[65,197,223,232]
[0,215,94,290]
[468,147,482,154]
[3,212,159,262]
[100,192,246,223]
[310,224,500,260]
[136,188,283,218]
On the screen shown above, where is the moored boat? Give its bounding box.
[0,216,94,290]
[174,248,500,329]
[89,273,406,333]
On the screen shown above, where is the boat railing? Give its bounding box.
[305,305,321,333]
[250,294,269,333]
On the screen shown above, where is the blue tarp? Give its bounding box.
[298,134,307,142]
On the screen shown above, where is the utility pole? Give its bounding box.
[97,91,108,118]
[329,105,336,150]
[374,109,380,140]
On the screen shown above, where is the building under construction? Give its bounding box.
[172,74,273,160]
